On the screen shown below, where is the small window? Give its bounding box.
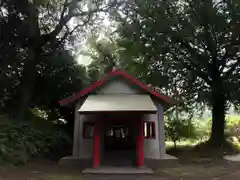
[83,122,94,139]
[144,121,156,139]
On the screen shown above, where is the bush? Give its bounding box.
[0,115,71,165]
[165,119,198,148]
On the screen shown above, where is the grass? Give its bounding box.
[155,163,231,179]
[166,139,240,163]
[165,140,199,148]
[156,140,240,179]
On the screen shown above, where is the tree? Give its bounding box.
[80,35,126,81]
[115,0,240,146]
[33,50,90,120]
[165,107,197,149]
[0,0,120,119]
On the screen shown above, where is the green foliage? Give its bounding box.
[192,119,210,140]
[165,119,192,144]
[33,50,90,120]
[0,115,71,165]
[165,109,198,148]
[202,115,240,136]
[225,115,240,140]
[31,108,48,120]
[0,0,118,119]
[82,35,125,81]
[115,0,240,145]
[226,115,240,128]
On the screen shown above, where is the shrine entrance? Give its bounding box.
[104,122,135,151]
[99,114,140,167]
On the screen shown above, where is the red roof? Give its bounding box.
[58,69,173,105]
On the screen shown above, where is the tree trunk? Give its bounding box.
[209,92,226,146]
[16,1,40,119]
[17,50,37,119]
[174,141,177,149]
[209,75,226,147]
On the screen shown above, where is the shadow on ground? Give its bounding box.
[0,159,240,180]
[1,142,240,180]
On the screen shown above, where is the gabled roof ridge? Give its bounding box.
[58,69,173,105]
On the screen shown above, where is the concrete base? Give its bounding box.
[59,156,92,169]
[224,154,240,162]
[162,153,178,159]
[145,154,178,169]
[59,154,178,170]
[82,166,153,174]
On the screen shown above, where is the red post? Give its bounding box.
[93,121,100,168]
[137,119,144,167]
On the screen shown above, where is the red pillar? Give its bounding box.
[93,121,100,168]
[137,119,144,167]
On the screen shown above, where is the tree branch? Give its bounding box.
[224,60,240,78]
[40,0,122,47]
[59,18,90,44]
[220,38,240,71]
[171,36,212,76]
[47,1,117,41]
[162,1,212,77]
[171,47,212,85]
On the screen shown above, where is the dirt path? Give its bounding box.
[0,160,240,180]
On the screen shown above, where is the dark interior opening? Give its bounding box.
[102,120,137,166]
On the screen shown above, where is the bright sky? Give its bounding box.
[77,12,112,66]
[77,55,92,66]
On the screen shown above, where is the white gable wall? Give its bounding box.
[97,80,138,94]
